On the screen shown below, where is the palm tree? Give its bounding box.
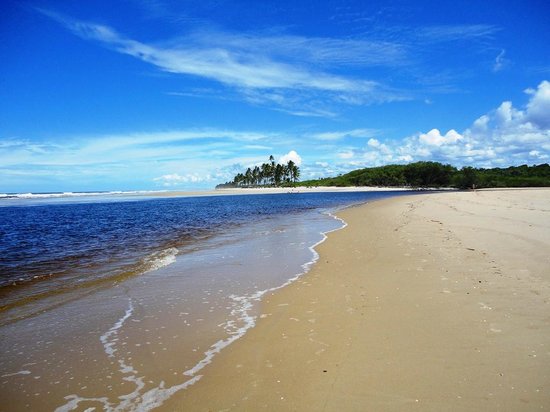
[292,164,300,182]
[269,155,276,185]
[286,160,300,183]
[261,163,270,185]
[253,166,260,186]
[245,168,252,186]
[228,154,301,188]
[274,163,284,186]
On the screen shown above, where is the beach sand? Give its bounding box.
[161,188,550,411]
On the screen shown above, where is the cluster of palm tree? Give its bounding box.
[231,155,301,187]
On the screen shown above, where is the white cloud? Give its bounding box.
[154,173,208,186]
[39,10,406,117]
[278,150,302,166]
[418,129,463,146]
[525,80,550,129]
[493,49,508,72]
[402,80,550,165]
[312,128,377,141]
[529,150,549,159]
[153,173,206,186]
[397,154,413,162]
[367,138,381,148]
[337,150,355,159]
[415,25,499,43]
[367,138,391,154]
[315,80,550,170]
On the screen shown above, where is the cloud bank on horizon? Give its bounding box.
[1,1,549,192]
[2,80,548,191]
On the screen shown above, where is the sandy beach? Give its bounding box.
[160,188,550,411]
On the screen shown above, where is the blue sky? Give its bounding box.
[1,0,549,192]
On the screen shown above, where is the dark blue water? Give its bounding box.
[0,191,414,313]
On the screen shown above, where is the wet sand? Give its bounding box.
[162,188,550,411]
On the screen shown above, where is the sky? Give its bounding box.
[1,0,549,192]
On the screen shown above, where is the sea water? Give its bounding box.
[0,191,412,411]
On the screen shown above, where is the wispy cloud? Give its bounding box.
[184,30,410,68]
[0,127,292,190]
[415,24,499,43]
[37,8,407,117]
[36,8,507,116]
[0,129,274,168]
[493,49,509,72]
[311,128,378,141]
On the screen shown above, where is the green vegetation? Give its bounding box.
[297,162,550,189]
[217,159,550,190]
[217,155,301,188]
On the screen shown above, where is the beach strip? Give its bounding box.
[162,189,550,411]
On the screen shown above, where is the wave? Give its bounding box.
[0,247,179,325]
[141,247,178,273]
[0,190,168,200]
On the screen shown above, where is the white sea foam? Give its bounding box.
[55,295,202,412]
[142,248,178,273]
[1,370,32,378]
[178,209,347,383]
[99,299,134,358]
[54,210,348,412]
[0,190,168,200]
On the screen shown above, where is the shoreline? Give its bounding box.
[161,188,550,411]
[3,186,550,203]
[0,187,421,205]
[153,186,419,198]
[2,193,379,411]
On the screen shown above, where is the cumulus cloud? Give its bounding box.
[418,129,463,146]
[525,80,550,129]
[278,150,302,166]
[387,80,550,166]
[367,138,391,154]
[529,150,549,160]
[337,150,355,159]
[154,173,208,186]
[313,80,550,173]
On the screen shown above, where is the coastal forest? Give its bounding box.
[218,159,550,189]
[298,162,550,189]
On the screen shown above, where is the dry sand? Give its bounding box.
[162,188,550,411]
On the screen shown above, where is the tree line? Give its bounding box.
[217,155,301,188]
[297,162,550,189]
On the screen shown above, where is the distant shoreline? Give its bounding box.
[154,186,419,198]
[5,186,548,203]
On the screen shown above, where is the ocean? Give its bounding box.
[0,190,414,411]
